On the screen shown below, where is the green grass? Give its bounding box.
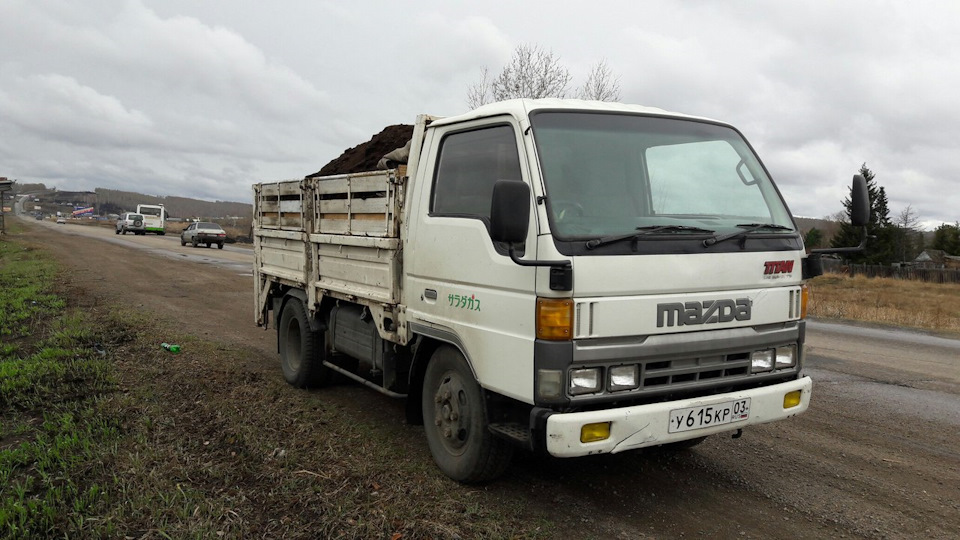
[0,232,120,539]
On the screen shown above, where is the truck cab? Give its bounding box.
[254,99,868,483]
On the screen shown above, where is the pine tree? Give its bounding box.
[830,163,897,264]
[803,227,824,250]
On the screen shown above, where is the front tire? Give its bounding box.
[180,237,186,246]
[422,346,512,483]
[192,238,199,248]
[278,300,332,388]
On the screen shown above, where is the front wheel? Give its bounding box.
[278,300,333,388]
[422,346,513,483]
[180,237,186,246]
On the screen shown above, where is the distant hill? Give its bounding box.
[95,188,251,219]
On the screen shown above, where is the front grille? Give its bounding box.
[640,352,750,389]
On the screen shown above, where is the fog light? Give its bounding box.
[784,390,802,409]
[570,367,601,395]
[538,369,563,399]
[608,364,639,391]
[580,422,610,443]
[775,345,797,369]
[751,349,775,373]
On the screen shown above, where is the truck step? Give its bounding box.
[488,423,530,444]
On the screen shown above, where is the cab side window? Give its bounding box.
[431,125,522,221]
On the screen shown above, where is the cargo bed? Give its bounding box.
[253,168,405,327]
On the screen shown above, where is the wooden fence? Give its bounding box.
[821,259,960,284]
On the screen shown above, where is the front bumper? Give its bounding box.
[544,376,811,457]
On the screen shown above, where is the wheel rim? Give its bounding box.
[431,370,472,455]
[285,317,302,372]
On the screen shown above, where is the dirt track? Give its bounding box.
[20,218,960,539]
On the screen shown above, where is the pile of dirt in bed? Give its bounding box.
[307,124,413,177]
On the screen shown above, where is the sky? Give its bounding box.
[1,0,957,229]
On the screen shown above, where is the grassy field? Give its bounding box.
[808,272,960,335]
[0,223,119,538]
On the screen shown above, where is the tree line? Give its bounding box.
[95,188,251,219]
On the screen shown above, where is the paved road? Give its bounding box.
[17,215,960,539]
[31,216,253,275]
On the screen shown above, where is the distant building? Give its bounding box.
[914,249,960,269]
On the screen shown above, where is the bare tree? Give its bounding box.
[466,67,493,109]
[578,60,621,101]
[467,44,572,107]
[894,204,923,261]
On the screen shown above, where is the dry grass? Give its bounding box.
[808,272,960,336]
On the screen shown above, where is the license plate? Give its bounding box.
[668,398,751,433]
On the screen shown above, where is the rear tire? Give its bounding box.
[217,243,224,249]
[192,238,199,247]
[422,346,513,483]
[278,300,333,388]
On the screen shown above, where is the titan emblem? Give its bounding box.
[764,260,794,275]
[657,298,752,327]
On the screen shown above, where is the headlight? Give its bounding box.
[775,345,797,368]
[608,364,639,391]
[750,350,775,373]
[569,367,602,395]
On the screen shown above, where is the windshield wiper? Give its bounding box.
[585,225,715,250]
[702,223,794,247]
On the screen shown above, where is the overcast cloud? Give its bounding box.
[1,0,957,227]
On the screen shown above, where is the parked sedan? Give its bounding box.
[180,222,227,249]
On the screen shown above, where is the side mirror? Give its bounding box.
[490,180,530,244]
[850,174,869,227]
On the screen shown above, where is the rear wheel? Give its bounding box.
[278,300,333,388]
[422,346,513,483]
[192,238,199,248]
[217,243,224,249]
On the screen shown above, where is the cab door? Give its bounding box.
[405,118,539,403]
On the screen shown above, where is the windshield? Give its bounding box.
[531,112,794,240]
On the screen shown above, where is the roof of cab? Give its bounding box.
[430,98,718,128]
